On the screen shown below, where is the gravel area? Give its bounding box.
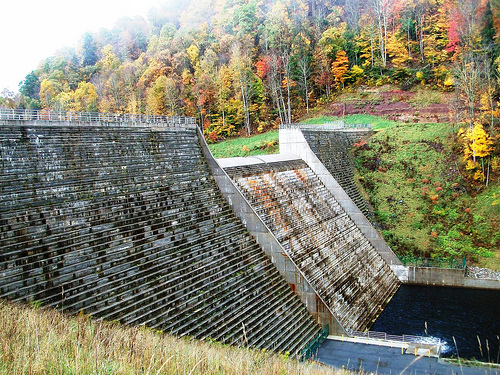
[466,266,500,280]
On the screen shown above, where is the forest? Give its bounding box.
[0,0,498,135]
[1,0,500,262]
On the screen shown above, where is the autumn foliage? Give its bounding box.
[0,0,495,152]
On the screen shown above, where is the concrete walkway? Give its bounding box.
[315,339,500,375]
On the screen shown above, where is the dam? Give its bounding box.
[219,157,400,333]
[0,109,401,358]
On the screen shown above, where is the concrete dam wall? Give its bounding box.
[301,127,373,221]
[0,119,321,355]
[223,158,400,333]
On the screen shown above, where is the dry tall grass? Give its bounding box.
[0,300,345,374]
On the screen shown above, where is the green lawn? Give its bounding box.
[208,130,279,158]
[301,114,397,130]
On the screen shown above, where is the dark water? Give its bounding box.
[371,284,500,362]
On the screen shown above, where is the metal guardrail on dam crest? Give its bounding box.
[0,109,197,127]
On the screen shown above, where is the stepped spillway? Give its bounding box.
[302,128,373,222]
[224,159,400,332]
[0,121,320,355]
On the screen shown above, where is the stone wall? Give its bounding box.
[224,160,400,332]
[0,122,320,356]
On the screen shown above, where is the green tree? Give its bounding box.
[82,33,99,67]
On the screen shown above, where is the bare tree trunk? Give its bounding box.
[268,52,285,125]
[238,75,251,135]
[231,43,253,135]
[419,16,424,62]
[407,20,412,58]
[298,57,310,113]
[454,52,482,131]
[486,156,490,186]
[282,52,292,124]
[373,0,389,67]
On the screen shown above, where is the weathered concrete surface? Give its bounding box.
[301,128,373,221]
[208,151,344,335]
[222,157,400,333]
[279,127,406,281]
[464,278,500,289]
[407,267,500,289]
[0,122,321,356]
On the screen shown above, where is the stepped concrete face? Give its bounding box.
[213,155,345,335]
[301,128,373,221]
[280,126,407,282]
[222,157,401,333]
[0,120,321,356]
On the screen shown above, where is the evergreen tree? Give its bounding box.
[82,33,99,67]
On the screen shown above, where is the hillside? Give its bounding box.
[354,121,500,269]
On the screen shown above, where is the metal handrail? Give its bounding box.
[399,256,466,269]
[0,109,197,127]
[347,329,442,346]
[300,324,329,361]
[280,122,373,131]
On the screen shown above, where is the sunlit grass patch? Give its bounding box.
[208,130,279,158]
[301,114,398,130]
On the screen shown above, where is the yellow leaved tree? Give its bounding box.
[460,122,494,185]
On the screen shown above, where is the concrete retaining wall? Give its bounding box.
[407,267,500,289]
[406,267,466,286]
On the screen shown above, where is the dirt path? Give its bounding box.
[329,89,453,123]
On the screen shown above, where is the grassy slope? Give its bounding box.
[301,114,397,130]
[208,130,279,158]
[355,122,500,268]
[207,115,395,159]
[0,300,341,375]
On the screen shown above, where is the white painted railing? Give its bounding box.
[348,329,442,346]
